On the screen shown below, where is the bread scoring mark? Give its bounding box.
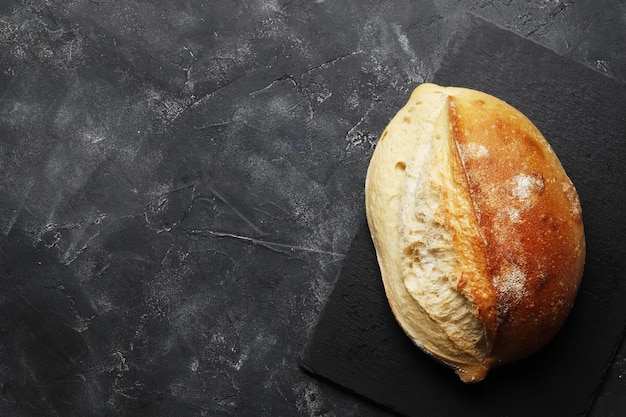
[396,95,493,362]
[511,173,544,203]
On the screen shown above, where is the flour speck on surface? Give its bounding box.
[460,142,489,159]
[562,181,582,219]
[494,262,527,315]
[511,173,544,202]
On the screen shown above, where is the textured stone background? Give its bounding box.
[0,1,624,416]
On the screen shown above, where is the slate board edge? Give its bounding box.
[585,322,626,415]
[298,352,401,417]
[435,13,626,87]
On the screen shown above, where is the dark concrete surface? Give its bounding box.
[0,1,624,416]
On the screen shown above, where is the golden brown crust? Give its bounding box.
[448,91,585,365]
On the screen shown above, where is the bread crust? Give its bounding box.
[365,83,585,382]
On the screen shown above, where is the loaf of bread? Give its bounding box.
[365,83,585,382]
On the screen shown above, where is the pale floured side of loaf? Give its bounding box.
[365,84,497,381]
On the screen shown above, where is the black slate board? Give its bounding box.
[300,15,626,417]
